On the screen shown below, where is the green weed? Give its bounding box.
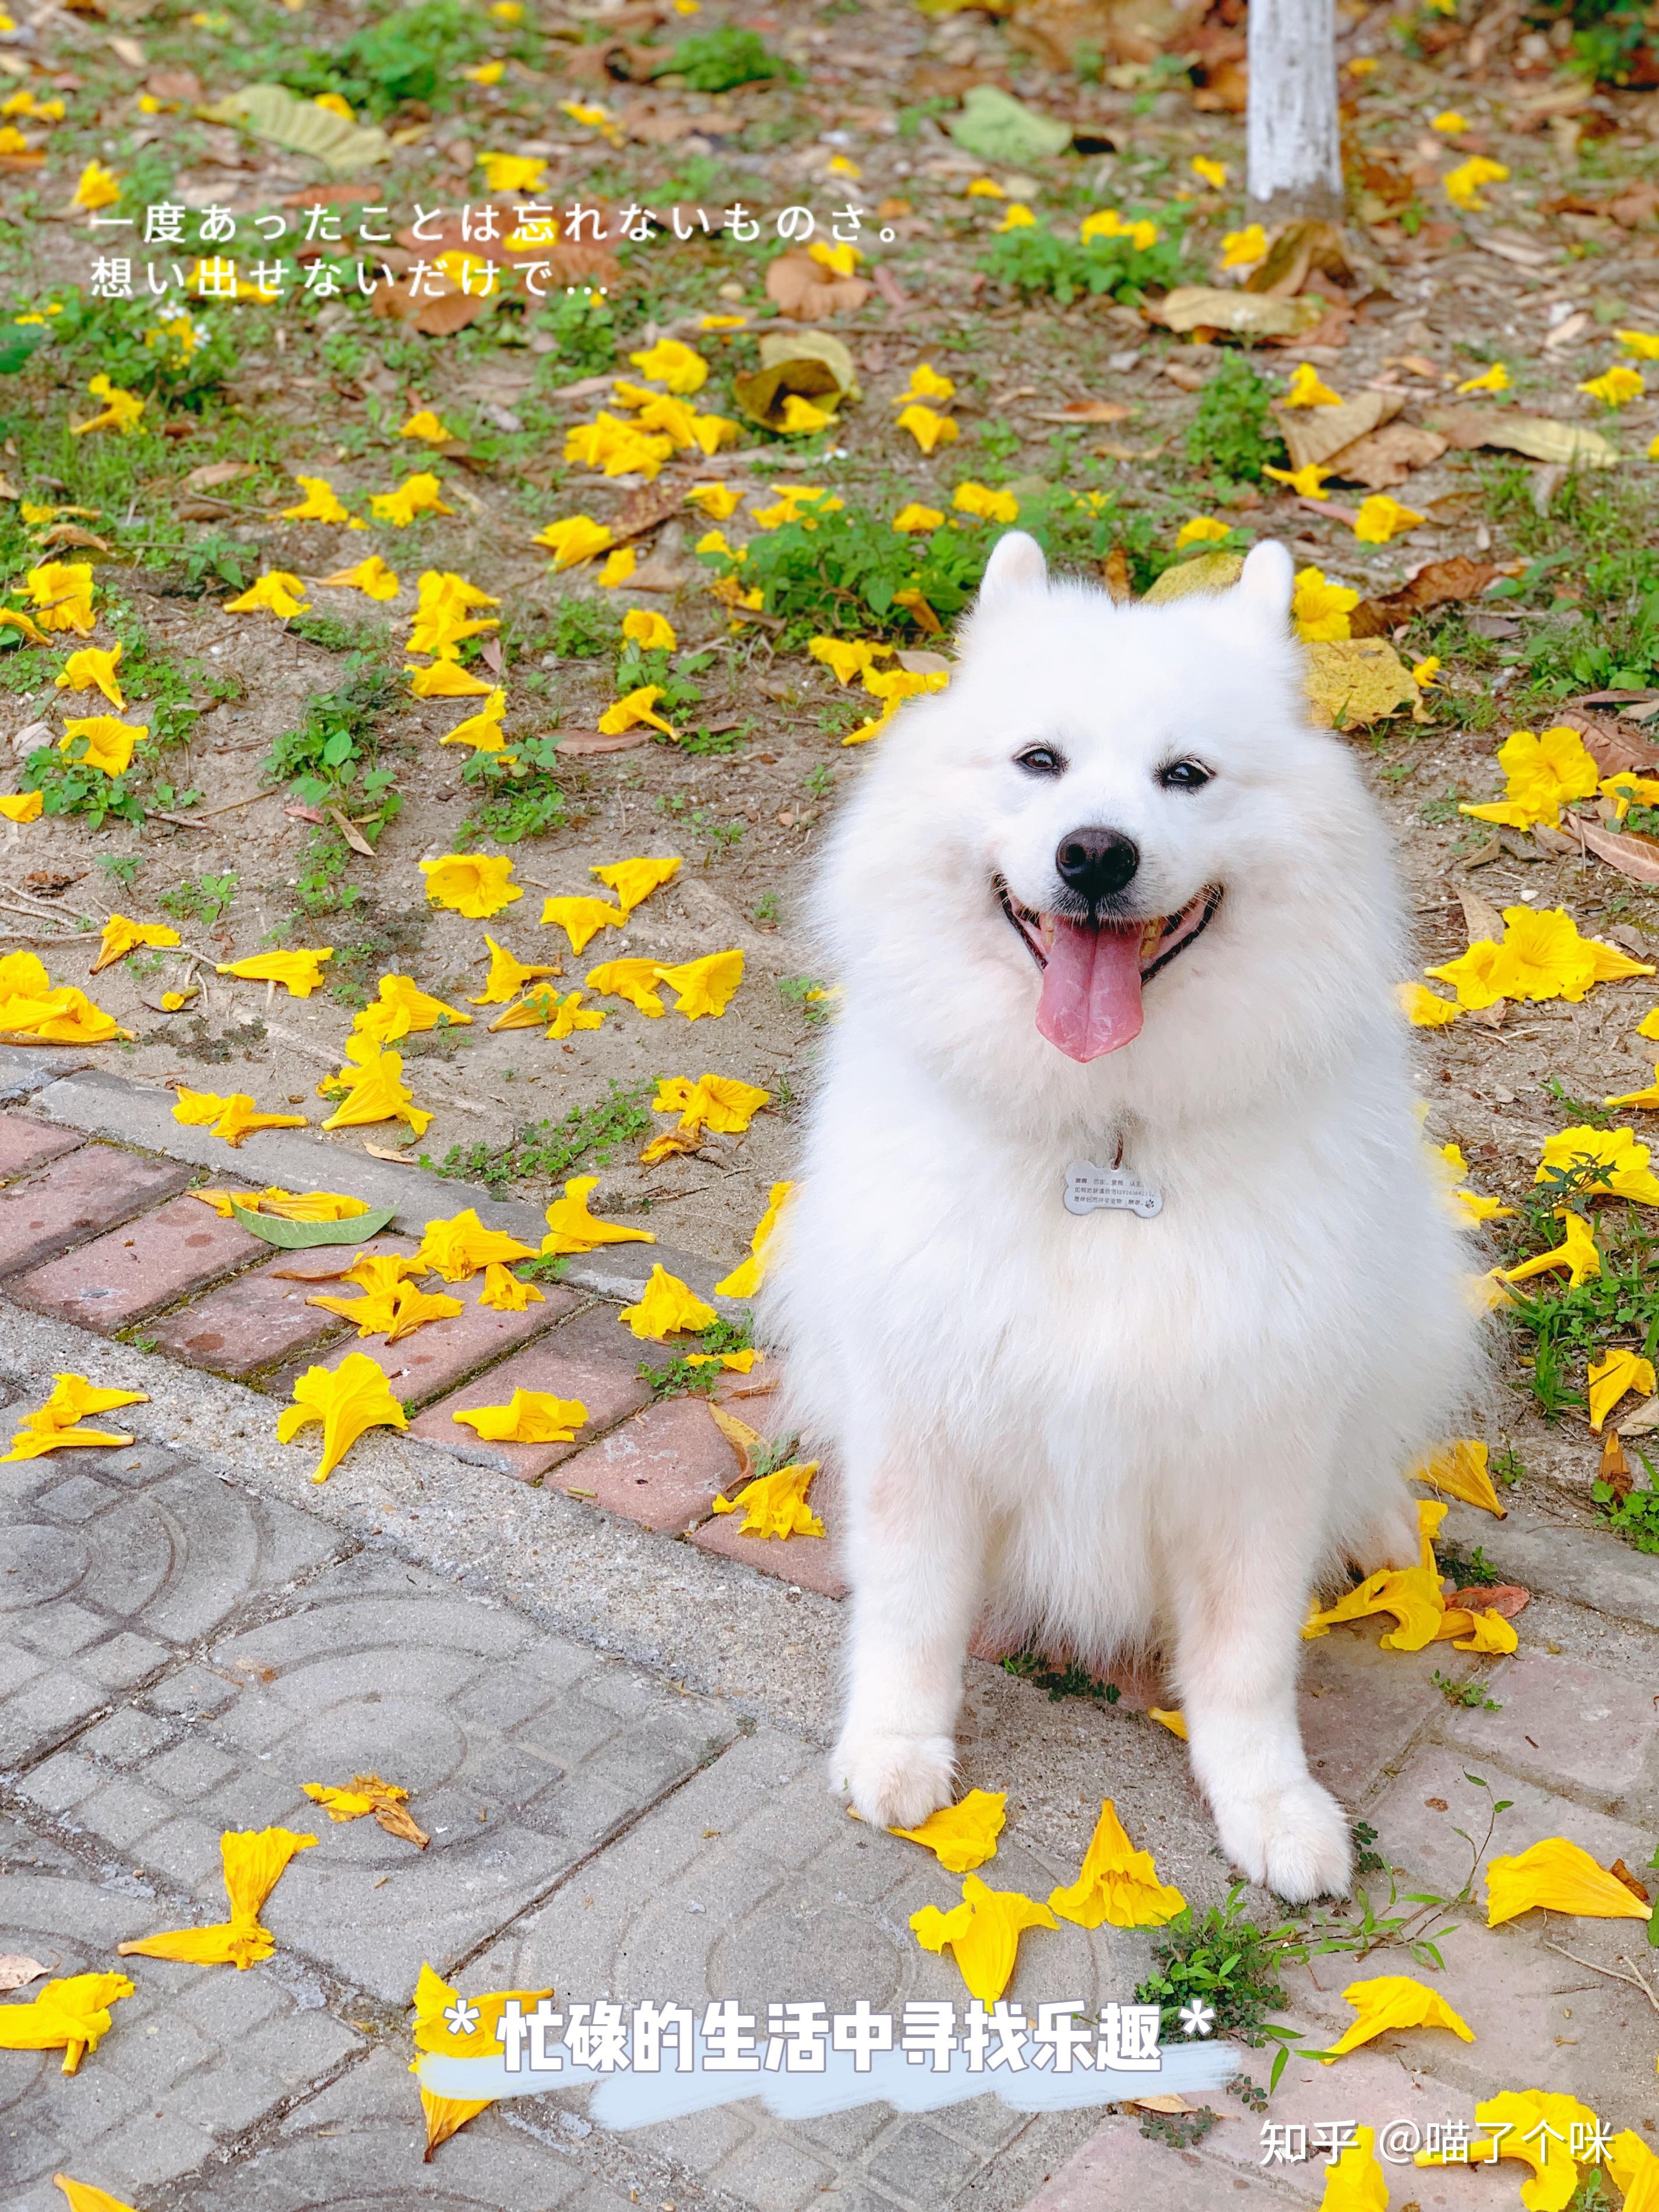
[1433,1671,1502,1710]
[1184,356,1287,486]
[159,871,238,925]
[1000,1651,1121,1704]
[979,212,1185,307]
[433,1079,653,1192]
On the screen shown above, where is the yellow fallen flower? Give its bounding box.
[532,515,614,569]
[1488,1836,1653,1928]
[55,643,124,707]
[354,973,473,1044]
[119,1828,317,1968]
[225,571,311,619]
[469,936,559,1006]
[400,408,454,443]
[171,1086,308,1146]
[369,473,455,526]
[1353,494,1423,545]
[1581,363,1643,409]
[487,985,603,1038]
[1048,1799,1186,1930]
[216,947,333,997]
[716,1181,795,1298]
[621,606,677,653]
[417,1207,537,1281]
[1459,725,1600,832]
[1587,1347,1655,1433]
[439,700,511,756]
[1444,155,1508,210]
[1320,2126,1390,2211]
[310,1277,462,1343]
[953,481,1019,524]
[91,913,179,971]
[420,853,522,919]
[1292,566,1357,643]
[618,1263,717,1340]
[642,1072,770,1162]
[891,1789,1005,1873]
[897,361,955,404]
[1411,1438,1506,1516]
[1608,2131,1659,2212]
[629,337,708,394]
[1,1372,150,1462]
[1457,362,1509,395]
[454,1387,587,1445]
[407,657,496,698]
[598,685,676,739]
[1175,516,1231,548]
[302,1772,429,1847]
[1396,981,1459,1027]
[892,502,945,532]
[0,791,43,823]
[318,1035,431,1137]
[540,895,625,955]
[591,855,681,916]
[1304,1501,1450,1652]
[1430,910,1653,1009]
[72,160,122,211]
[1535,1124,1659,1204]
[60,714,144,777]
[1502,1211,1599,1291]
[71,374,145,436]
[1284,362,1342,407]
[422,2088,495,2161]
[54,2178,140,2212]
[809,636,893,686]
[1148,1707,1188,1739]
[713,1459,823,1538]
[1605,1060,1659,1111]
[193,1186,369,1223]
[1417,2088,1598,2207]
[277,1351,408,1482]
[477,1262,545,1312]
[910,1875,1058,2006]
[319,554,400,600]
[1220,223,1267,269]
[585,957,669,1017]
[0,1973,133,2073]
[281,475,357,526]
[0,956,132,1043]
[543,1175,655,1256]
[657,949,745,1021]
[896,403,959,453]
[24,559,96,635]
[1316,1974,1474,2063]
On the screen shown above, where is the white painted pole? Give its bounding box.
[1246,0,1344,223]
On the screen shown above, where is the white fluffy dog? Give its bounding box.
[759,533,1481,1904]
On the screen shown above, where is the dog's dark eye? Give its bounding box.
[1015,744,1066,777]
[1160,759,1213,791]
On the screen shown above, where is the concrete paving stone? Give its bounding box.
[1432,1651,1659,1812]
[13,1551,746,2005]
[410,1304,660,1482]
[0,1112,83,1180]
[861,2117,983,2204]
[1296,1629,1442,1804]
[631,2097,758,2176]
[0,1449,350,1768]
[165,2045,627,2212]
[1024,2118,1305,2210]
[689,1464,850,1598]
[7,1189,268,1334]
[710,2123,839,2211]
[0,1864,362,2204]
[555,1393,744,1533]
[0,1143,191,1280]
[1437,1497,1659,1635]
[0,1045,89,1105]
[139,1234,419,1379]
[258,1267,577,1408]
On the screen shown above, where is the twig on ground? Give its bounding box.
[1542,1940,1659,2012]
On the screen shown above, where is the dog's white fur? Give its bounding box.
[758,534,1482,1903]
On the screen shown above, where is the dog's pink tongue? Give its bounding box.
[1036,918,1144,1061]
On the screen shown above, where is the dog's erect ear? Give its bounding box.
[977,529,1048,607]
[1232,539,1295,619]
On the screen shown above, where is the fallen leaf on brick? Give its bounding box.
[303,1772,431,1848]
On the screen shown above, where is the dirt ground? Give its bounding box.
[3,0,1659,1505]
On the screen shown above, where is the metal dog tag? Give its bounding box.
[1063,1158,1163,1220]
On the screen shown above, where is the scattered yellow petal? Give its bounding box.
[715,1181,795,1298]
[119,1827,317,1966]
[1397,982,1460,1027]
[469,935,559,1005]
[320,554,400,600]
[656,948,744,1020]
[1148,1707,1188,1739]
[415,1207,536,1282]
[1048,1799,1186,1929]
[1316,1974,1474,2063]
[1293,566,1358,642]
[0,791,43,822]
[454,1387,587,1443]
[91,913,178,972]
[1417,2088,1602,2206]
[225,571,311,619]
[953,481,1019,524]
[1320,2126,1390,2211]
[318,1033,432,1137]
[617,1263,717,1340]
[302,1773,428,1847]
[281,475,355,525]
[420,853,522,919]
[59,714,144,777]
[55,644,124,708]
[171,1086,308,1146]
[910,1874,1058,2005]
[1456,361,1509,395]
[590,855,681,916]
[585,958,668,1017]
[1353,494,1424,545]
[1175,515,1231,548]
[542,1174,655,1256]
[712,1460,823,1538]
[628,338,709,395]
[0,1973,133,2073]
[1502,1213,1599,1291]
[621,606,677,653]
[1219,223,1267,269]
[1581,363,1643,409]
[896,403,959,453]
[274,1352,407,1482]
[892,502,945,532]
[1263,461,1333,499]
[1536,1123,1659,1204]
[598,685,675,739]
[1284,363,1342,407]
[1444,155,1508,210]
[1587,1347,1656,1433]
[216,948,333,998]
[890,1789,1006,1872]
[1411,1438,1507,1515]
[1190,155,1227,188]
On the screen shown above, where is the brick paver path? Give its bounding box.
[1,1056,1656,2209]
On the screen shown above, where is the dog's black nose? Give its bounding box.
[1055,826,1140,904]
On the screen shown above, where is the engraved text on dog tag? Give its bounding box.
[1063,1158,1163,1220]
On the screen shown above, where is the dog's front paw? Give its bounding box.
[1214,1778,1352,1904]
[830,1728,956,1829]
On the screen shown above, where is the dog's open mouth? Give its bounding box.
[994,878,1222,1062]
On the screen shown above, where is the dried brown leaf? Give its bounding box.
[1323,422,1448,489]
[0,1956,48,1993]
[765,251,872,321]
[1274,389,1404,474]
[1348,556,1498,638]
